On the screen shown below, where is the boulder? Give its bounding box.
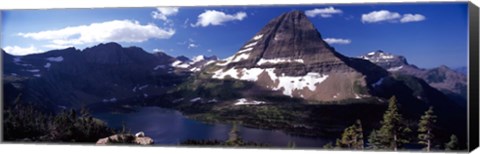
[96,132,154,145]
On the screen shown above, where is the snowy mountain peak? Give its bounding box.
[359,50,408,69]
[171,55,219,72]
[192,55,218,63]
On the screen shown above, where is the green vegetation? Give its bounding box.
[368,96,411,151]
[417,106,437,151]
[335,119,364,150]
[445,134,458,151]
[326,96,463,151]
[3,96,115,142]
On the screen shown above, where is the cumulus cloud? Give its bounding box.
[361,10,425,23]
[3,45,45,56]
[361,10,401,23]
[323,38,351,45]
[18,20,175,49]
[305,7,343,18]
[152,7,179,21]
[188,43,198,49]
[191,10,247,27]
[400,14,426,23]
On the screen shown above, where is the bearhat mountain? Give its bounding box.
[208,10,389,101]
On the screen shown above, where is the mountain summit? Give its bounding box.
[210,10,388,101]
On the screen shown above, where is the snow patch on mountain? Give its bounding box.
[360,51,395,62]
[212,67,328,97]
[190,97,202,103]
[171,60,190,68]
[153,65,166,70]
[46,56,64,62]
[138,84,149,90]
[26,69,40,73]
[244,42,258,48]
[231,53,250,62]
[234,98,266,105]
[13,57,21,63]
[253,34,263,40]
[257,58,304,65]
[237,47,254,54]
[102,97,117,103]
[388,65,404,72]
[271,72,329,97]
[44,63,51,68]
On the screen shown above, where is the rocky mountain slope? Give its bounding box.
[203,10,388,102]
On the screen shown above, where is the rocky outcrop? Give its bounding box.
[96,132,154,145]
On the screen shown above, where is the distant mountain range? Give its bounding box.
[359,50,467,107]
[2,43,216,111]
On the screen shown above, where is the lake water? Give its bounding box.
[92,106,330,148]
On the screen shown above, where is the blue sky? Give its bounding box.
[1,2,468,68]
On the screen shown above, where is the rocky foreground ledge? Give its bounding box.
[96,132,154,145]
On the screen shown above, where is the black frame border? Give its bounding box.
[468,1,479,152]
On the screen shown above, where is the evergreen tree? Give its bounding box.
[336,119,364,150]
[367,130,383,150]
[376,96,411,151]
[417,106,437,151]
[445,134,458,151]
[323,142,334,149]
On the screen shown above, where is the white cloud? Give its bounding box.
[305,7,343,18]
[3,45,45,56]
[362,10,426,23]
[188,43,198,49]
[152,7,179,21]
[207,49,212,52]
[361,10,401,23]
[400,14,426,23]
[18,20,175,48]
[191,10,247,27]
[323,38,351,45]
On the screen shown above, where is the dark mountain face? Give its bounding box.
[359,50,467,107]
[209,10,388,101]
[2,43,184,111]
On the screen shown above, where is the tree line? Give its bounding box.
[323,96,459,151]
[3,94,115,142]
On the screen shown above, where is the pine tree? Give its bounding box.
[323,142,334,149]
[376,96,411,151]
[418,106,437,151]
[336,119,364,150]
[445,134,458,151]
[367,130,383,150]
